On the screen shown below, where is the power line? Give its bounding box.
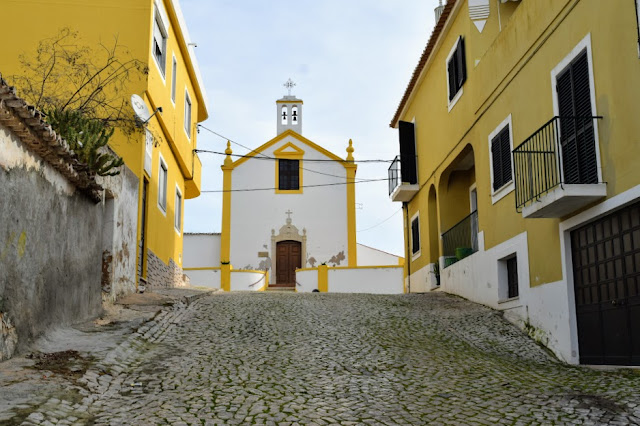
[200,178,389,193]
[357,208,402,233]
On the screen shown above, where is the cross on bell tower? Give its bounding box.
[277,78,303,136]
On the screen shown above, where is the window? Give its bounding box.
[174,187,182,232]
[171,56,177,103]
[152,9,167,77]
[446,36,467,105]
[506,257,519,298]
[411,214,420,257]
[278,159,299,190]
[158,156,168,212]
[184,90,192,138]
[556,50,597,184]
[491,124,512,191]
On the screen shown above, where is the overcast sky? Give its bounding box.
[181,0,438,256]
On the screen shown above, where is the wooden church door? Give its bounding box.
[276,241,301,287]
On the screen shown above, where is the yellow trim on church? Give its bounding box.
[230,129,348,169]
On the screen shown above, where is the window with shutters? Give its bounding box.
[488,115,514,204]
[278,159,300,191]
[152,8,168,78]
[446,36,467,110]
[184,90,192,139]
[411,213,421,258]
[174,186,182,233]
[556,49,598,185]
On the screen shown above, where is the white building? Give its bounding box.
[185,87,403,293]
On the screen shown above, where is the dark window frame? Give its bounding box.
[491,124,512,191]
[278,159,300,191]
[411,215,420,256]
[507,256,519,299]
[447,36,467,102]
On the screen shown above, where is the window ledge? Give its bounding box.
[497,296,520,306]
[448,87,463,112]
[411,250,421,262]
[491,181,515,205]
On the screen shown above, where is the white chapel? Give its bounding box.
[184,81,404,293]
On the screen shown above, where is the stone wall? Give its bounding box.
[0,132,103,359]
[0,76,105,360]
[146,249,188,289]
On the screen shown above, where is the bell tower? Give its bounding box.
[277,78,303,135]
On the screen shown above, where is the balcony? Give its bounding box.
[513,116,606,219]
[388,156,419,202]
[442,210,478,268]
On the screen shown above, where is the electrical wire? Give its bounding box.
[194,149,392,163]
[357,208,402,233]
[197,124,391,180]
[200,178,389,193]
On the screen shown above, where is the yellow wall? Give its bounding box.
[398,0,640,287]
[1,0,207,278]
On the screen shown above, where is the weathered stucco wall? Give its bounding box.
[97,163,139,302]
[0,125,103,358]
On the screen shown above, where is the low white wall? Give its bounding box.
[296,269,319,293]
[230,270,267,292]
[405,263,435,293]
[184,234,220,268]
[184,269,221,289]
[328,267,404,294]
[429,230,574,362]
[357,244,402,266]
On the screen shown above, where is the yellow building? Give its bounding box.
[1,0,208,289]
[389,0,640,365]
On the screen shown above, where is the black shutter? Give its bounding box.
[448,59,456,101]
[411,218,420,255]
[457,37,467,87]
[558,50,597,184]
[500,125,512,185]
[279,159,300,190]
[398,121,417,185]
[491,125,511,191]
[491,135,502,191]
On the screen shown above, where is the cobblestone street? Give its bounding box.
[3,292,640,425]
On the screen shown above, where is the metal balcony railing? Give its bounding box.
[388,155,401,196]
[442,210,478,263]
[513,116,602,211]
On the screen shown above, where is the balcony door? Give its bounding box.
[557,50,598,185]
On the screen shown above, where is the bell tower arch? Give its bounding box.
[277,78,303,135]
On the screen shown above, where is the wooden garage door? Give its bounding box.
[571,200,640,365]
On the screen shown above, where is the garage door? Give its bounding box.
[571,200,640,365]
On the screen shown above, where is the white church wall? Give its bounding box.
[185,269,221,289]
[230,270,268,292]
[184,233,220,268]
[328,267,404,294]
[357,243,402,266]
[296,269,318,293]
[230,134,349,283]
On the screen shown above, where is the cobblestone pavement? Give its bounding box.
[4,292,640,425]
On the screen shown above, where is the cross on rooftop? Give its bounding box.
[284,78,296,96]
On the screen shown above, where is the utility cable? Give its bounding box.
[357,208,402,233]
[200,178,388,193]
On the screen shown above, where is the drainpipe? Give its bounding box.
[404,202,411,294]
